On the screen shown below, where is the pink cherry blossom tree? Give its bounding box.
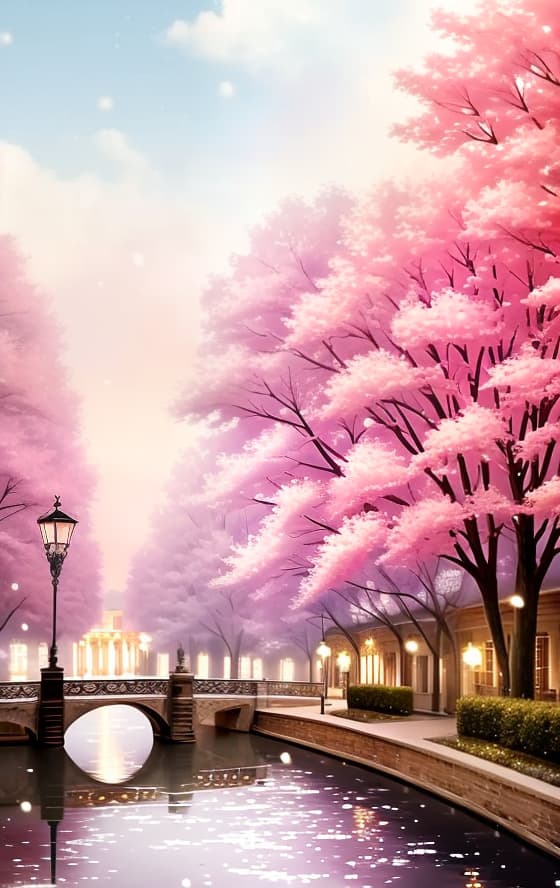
[0,238,101,646]
[157,0,560,702]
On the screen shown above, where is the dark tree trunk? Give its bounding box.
[510,596,538,698]
[479,572,510,695]
[431,626,442,713]
[510,515,539,699]
[441,627,460,712]
[399,639,409,686]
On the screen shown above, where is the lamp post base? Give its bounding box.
[38,666,65,748]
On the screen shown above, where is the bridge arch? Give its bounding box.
[64,698,170,739]
[0,714,37,742]
[196,698,255,732]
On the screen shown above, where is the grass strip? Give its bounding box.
[434,735,560,787]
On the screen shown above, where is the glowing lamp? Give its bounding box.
[337,651,351,673]
[405,638,419,654]
[462,643,483,668]
[510,594,525,609]
[317,641,331,659]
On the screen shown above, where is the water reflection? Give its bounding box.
[0,710,558,887]
[65,705,154,783]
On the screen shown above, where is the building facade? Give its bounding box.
[321,590,560,712]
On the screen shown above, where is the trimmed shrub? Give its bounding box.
[518,705,560,761]
[457,696,560,763]
[456,695,507,742]
[347,684,413,716]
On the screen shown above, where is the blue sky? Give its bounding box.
[0,0,456,591]
[0,0,408,199]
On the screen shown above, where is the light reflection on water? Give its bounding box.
[0,705,558,887]
[65,705,154,783]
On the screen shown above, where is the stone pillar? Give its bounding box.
[37,667,65,747]
[167,671,196,743]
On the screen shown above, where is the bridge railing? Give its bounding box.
[194,678,322,698]
[63,678,170,697]
[0,677,323,700]
[0,681,40,700]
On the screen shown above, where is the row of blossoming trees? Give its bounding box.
[129,0,560,698]
[0,237,101,648]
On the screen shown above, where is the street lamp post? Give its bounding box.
[316,614,331,713]
[36,496,78,749]
[37,496,78,669]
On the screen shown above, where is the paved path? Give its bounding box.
[259,700,560,803]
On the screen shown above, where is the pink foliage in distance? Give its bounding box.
[293,513,387,608]
[524,477,560,517]
[514,423,560,461]
[197,425,299,508]
[523,277,560,310]
[481,345,560,406]
[381,498,465,567]
[328,441,409,517]
[391,289,504,348]
[212,479,324,587]
[0,237,101,641]
[411,404,509,473]
[320,350,442,420]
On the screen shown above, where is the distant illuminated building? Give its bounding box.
[156,652,170,677]
[72,610,152,677]
[9,642,27,681]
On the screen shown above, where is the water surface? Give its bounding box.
[0,705,558,887]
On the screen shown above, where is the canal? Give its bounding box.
[0,706,558,887]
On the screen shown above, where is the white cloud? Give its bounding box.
[218,80,235,98]
[97,95,114,112]
[94,128,151,180]
[164,0,321,72]
[0,31,13,45]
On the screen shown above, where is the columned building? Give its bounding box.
[72,610,152,678]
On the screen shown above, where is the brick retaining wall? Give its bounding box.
[253,710,560,859]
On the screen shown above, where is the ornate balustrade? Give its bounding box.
[259,680,323,698]
[0,677,322,700]
[194,678,258,695]
[194,679,322,697]
[0,681,40,700]
[63,678,170,697]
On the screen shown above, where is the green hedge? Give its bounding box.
[457,696,560,762]
[347,684,413,716]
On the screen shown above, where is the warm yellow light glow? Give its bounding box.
[510,594,525,609]
[317,641,331,659]
[20,801,32,813]
[337,651,351,673]
[364,637,374,649]
[462,642,483,668]
[405,638,419,654]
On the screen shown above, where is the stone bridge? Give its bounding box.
[0,675,322,747]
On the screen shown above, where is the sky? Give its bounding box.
[0,0,475,596]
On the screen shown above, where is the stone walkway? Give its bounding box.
[260,699,560,803]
